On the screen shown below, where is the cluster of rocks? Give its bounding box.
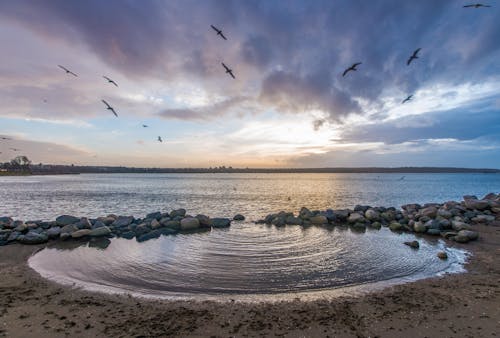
[0,209,241,246]
[256,193,500,245]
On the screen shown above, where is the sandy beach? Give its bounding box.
[0,223,498,338]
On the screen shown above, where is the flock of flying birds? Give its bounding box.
[0,3,493,156]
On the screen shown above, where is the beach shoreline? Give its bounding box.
[1,223,499,337]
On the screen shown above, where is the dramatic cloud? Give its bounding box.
[0,0,499,167]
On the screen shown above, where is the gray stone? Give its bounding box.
[146,211,162,220]
[299,207,313,219]
[334,210,350,221]
[170,209,186,218]
[158,228,178,236]
[112,216,134,228]
[47,226,61,239]
[195,214,211,228]
[137,230,161,242]
[89,226,111,237]
[437,209,453,219]
[75,218,92,229]
[285,216,303,225]
[233,214,245,221]
[180,217,200,230]
[18,231,48,244]
[92,220,106,229]
[420,206,438,218]
[7,231,20,242]
[120,231,135,240]
[14,223,28,233]
[60,224,78,234]
[471,215,495,223]
[164,220,181,230]
[347,213,365,224]
[464,198,490,211]
[211,218,231,228]
[457,230,479,241]
[71,229,91,238]
[437,251,448,259]
[56,215,80,226]
[370,222,382,229]
[150,219,161,229]
[352,222,367,230]
[404,240,420,249]
[426,229,441,236]
[452,221,472,231]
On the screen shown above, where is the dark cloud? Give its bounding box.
[313,119,326,131]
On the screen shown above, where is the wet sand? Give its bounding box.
[1,224,499,337]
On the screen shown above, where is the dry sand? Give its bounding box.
[1,224,499,337]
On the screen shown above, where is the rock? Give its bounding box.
[441,231,458,239]
[137,230,161,242]
[464,198,490,211]
[164,220,181,230]
[75,218,92,229]
[88,238,111,250]
[170,209,186,218]
[71,229,91,238]
[150,219,161,229]
[404,240,420,249]
[0,216,13,227]
[60,224,78,234]
[420,206,438,218]
[389,222,403,231]
[195,215,211,228]
[352,222,367,231]
[413,221,426,233]
[7,231,20,242]
[299,207,313,219]
[180,217,200,230]
[285,216,303,225]
[120,231,135,240]
[437,208,452,219]
[381,210,396,222]
[14,223,28,233]
[354,205,371,213]
[310,215,328,225]
[60,233,71,240]
[451,221,472,231]
[370,222,382,229]
[334,210,350,222]
[364,209,380,221]
[426,229,441,236]
[233,214,245,221]
[112,216,134,228]
[46,226,61,239]
[56,215,80,226]
[92,220,106,229]
[347,213,365,224]
[146,211,162,220]
[211,218,231,228]
[89,226,111,237]
[437,251,448,260]
[158,228,178,236]
[471,215,495,223]
[457,230,479,241]
[18,231,48,244]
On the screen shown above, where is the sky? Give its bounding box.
[0,0,499,168]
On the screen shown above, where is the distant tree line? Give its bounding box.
[0,155,32,172]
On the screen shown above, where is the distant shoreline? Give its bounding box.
[3,166,499,176]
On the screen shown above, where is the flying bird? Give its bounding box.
[407,48,421,66]
[142,124,148,128]
[210,25,227,40]
[58,65,78,77]
[103,76,118,87]
[402,95,413,104]
[10,148,20,151]
[221,62,235,79]
[157,136,163,143]
[342,62,362,77]
[101,100,118,117]
[463,3,491,8]
[0,137,11,140]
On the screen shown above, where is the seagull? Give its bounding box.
[463,3,491,8]
[402,95,413,104]
[142,124,148,128]
[221,62,235,79]
[157,136,163,143]
[407,48,421,66]
[103,76,118,87]
[342,62,362,77]
[399,176,405,180]
[101,100,118,117]
[210,25,227,40]
[10,148,20,151]
[58,65,78,77]
[0,137,11,140]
